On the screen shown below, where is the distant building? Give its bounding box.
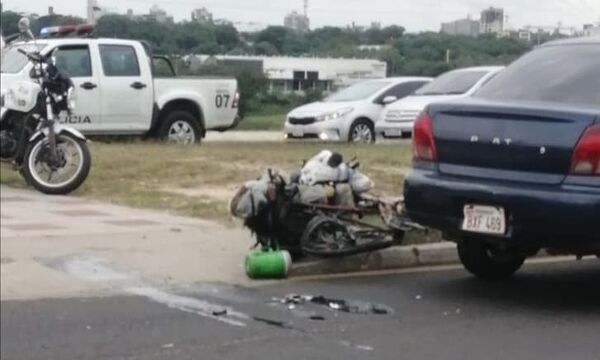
[441,17,480,37]
[191,8,213,24]
[480,7,504,35]
[87,0,117,24]
[357,44,391,51]
[87,0,100,24]
[284,11,310,33]
[148,5,173,23]
[517,30,532,42]
[234,21,268,33]
[370,22,382,29]
[48,6,54,15]
[583,23,600,37]
[188,55,387,93]
[126,8,134,19]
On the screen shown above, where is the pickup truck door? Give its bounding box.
[53,44,102,131]
[96,42,153,132]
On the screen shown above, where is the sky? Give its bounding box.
[2,0,599,32]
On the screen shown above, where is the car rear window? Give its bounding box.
[413,70,489,96]
[474,44,600,108]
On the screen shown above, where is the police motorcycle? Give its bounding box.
[1,18,91,195]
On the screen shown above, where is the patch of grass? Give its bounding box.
[0,141,412,223]
[0,166,25,188]
[237,113,286,131]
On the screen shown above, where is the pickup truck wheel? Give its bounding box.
[159,111,202,145]
[457,238,526,281]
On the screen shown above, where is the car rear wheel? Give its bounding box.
[457,238,526,281]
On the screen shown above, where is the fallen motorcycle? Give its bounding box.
[230,150,423,258]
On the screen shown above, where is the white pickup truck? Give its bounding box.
[1,37,239,144]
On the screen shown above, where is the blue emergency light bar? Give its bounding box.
[39,24,94,38]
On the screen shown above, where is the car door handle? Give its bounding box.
[80,82,97,90]
[130,82,147,90]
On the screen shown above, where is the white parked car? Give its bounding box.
[284,77,432,143]
[375,66,504,138]
[1,29,239,144]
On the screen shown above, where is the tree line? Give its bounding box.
[2,9,534,77]
[2,9,536,117]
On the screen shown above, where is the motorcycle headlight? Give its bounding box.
[67,86,77,110]
[316,108,354,122]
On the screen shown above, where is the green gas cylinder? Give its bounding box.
[245,249,292,279]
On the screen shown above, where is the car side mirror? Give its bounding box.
[381,96,398,105]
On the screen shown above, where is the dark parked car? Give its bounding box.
[404,36,600,280]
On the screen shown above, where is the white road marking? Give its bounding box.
[61,255,249,327]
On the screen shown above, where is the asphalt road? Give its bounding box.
[2,260,599,360]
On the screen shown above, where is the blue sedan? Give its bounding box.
[404,36,600,280]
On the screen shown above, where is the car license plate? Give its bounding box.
[292,130,304,137]
[462,205,506,235]
[385,129,403,137]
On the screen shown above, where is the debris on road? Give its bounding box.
[340,340,374,352]
[271,293,393,316]
[212,309,228,316]
[252,316,294,329]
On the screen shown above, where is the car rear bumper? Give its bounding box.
[404,168,600,250]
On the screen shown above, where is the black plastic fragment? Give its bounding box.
[212,309,228,316]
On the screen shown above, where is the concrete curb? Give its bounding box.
[290,242,459,277]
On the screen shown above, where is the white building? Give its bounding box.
[441,17,480,37]
[284,11,310,33]
[189,55,387,93]
[192,8,213,24]
[87,0,99,24]
[357,44,391,51]
[234,21,268,33]
[583,23,600,37]
[87,0,118,24]
[480,7,504,35]
[148,5,173,23]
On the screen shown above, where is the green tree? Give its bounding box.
[254,41,279,56]
[1,10,23,36]
[214,24,240,52]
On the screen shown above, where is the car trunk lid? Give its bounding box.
[429,101,598,185]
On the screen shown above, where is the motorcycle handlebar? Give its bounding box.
[18,48,43,63]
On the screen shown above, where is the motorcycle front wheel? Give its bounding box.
[22,132,91,195]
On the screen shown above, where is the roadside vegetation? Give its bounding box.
[0,142,412,223]
[237,113,285,131]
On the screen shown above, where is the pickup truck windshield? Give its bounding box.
[474,44,600,108]
[0,44,46,74]
[414,70,488,96]
[325,81,391,102]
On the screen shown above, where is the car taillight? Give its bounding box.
[570,123,600,176]
[412,111,438,162]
